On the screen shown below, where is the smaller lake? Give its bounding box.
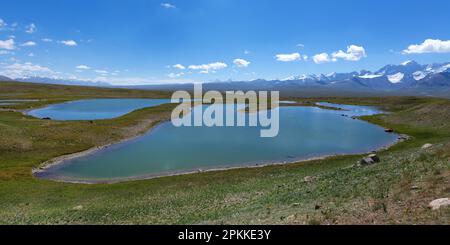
[27,99,171,120]
[316,102,383,117]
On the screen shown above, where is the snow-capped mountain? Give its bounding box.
[202,60,449,97]
[280,60,450,91]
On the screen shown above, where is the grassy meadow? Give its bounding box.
[0,81,449,224]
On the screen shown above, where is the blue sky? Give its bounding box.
[1,0,450,85]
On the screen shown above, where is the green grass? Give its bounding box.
[0,81,449,224]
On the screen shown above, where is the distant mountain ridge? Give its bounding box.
[1,61,450,98]
[0,76,111,87]
[276,60,450,91]
[194,60,450,97]
[0,75,12,81]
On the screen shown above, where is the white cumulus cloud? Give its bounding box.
[233,58,250,68]
[188,62,227,74]
[76,65,90,70]
[1,62,53,78]
[25,23,36,34]
[275,53,301,62]
[0,39,15,50]
[313,45,366,64]
[94,69,108,74]
[21,41,37,47]
[173,64,185,70]
[313,53,335,64]
[168,72,184,78]
[332,45,366,61]
[403,39,450,54]
[60,40,77,46]
[161,3,176,9]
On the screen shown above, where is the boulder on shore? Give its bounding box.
[421,143,433,150]
[359,154,380,165]
[398,135,409,142]
[360,157,374,165]
[429,198,450,210]
[384,128,394,133]
[368,154,380,163]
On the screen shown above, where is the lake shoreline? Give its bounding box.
[32,119,171,179]
[32,100,409,184]
[35,135,406,184]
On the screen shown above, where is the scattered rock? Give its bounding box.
[359,154,380,165]
[384,128,394,133]
[368,154,380,163]
[286,214,296,222]
[314,204,322,210]
[359,157,374,165]
[73,205,83,211]
[398,135,409,141]
[303,176,315,183]
[429,198,450,210]
[291,203,300,207]
[411,185,420,191]
[421,143,433,150]
[359,154,380,166]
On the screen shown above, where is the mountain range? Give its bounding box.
[133,61,450,98]
[265,60,450,97]
[11,76,111,87]
[1,61,450,98]
[280,60,450,90]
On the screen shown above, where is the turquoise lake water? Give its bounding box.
[27,98,171,120]
[35,100,398,182]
